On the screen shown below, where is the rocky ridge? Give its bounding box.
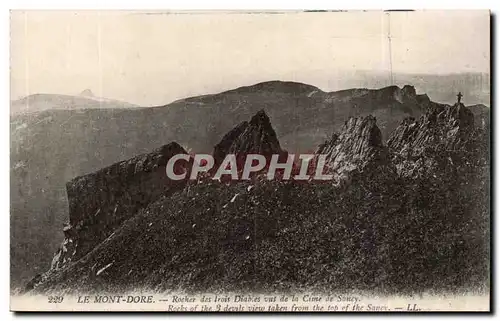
[11,82,466,289]
[26,89,489,294]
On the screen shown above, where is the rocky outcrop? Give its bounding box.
[315,115,394,183]
[13,82,454,288]
[388,103,474,151]
[50,142,191,270]
[31,102,489,295]
[387,103,476,178]
[213,109,283,165]
[399,85,429,105]
[212,120,250,164]
[369,85,429,108]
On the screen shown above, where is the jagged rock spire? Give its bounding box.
[387,102,476,178]
[315,115,392,182]
[213,109,282,164]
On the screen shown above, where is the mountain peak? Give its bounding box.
[79,89,94,97]
[249,109,271,126]
[402,85,417,96]
[229,80,321,95]
[213,110,282,164]
[316,115,391,182]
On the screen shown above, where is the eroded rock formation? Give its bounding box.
[50,142,191,271]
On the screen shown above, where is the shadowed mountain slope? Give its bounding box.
[10,81,489,288]
[30,107,489,295]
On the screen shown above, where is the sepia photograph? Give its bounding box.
[9,10,490,312]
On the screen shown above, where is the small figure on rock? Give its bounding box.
[457,92,463,104]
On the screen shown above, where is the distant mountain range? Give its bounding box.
[10,89,139,115]
[10,80,490,289]
[331,70,490,106]
[10,71,490,115]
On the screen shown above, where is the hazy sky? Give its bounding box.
[10,10,490,106]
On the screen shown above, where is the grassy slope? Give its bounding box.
[37,154,489,295]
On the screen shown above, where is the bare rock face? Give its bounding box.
[387,103,475,178]
[213,109,283,165]
[315,115,394,183]
[50,142,191,271]
[212,120,249,164]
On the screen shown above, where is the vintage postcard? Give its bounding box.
[10,10,490,312]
